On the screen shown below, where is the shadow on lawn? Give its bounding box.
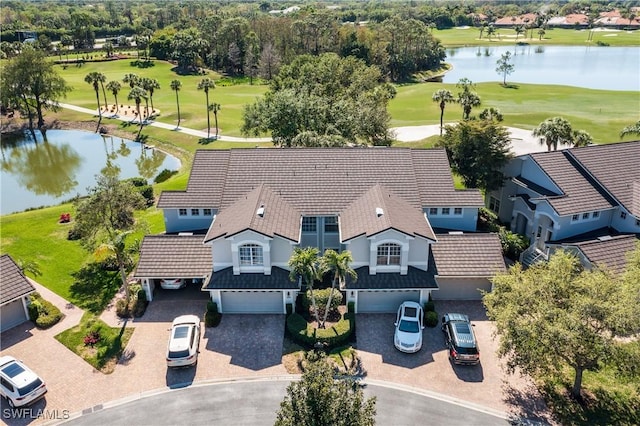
[70,262,121,314]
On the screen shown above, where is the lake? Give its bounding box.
[444,45,640,91]
[0,129,180,215]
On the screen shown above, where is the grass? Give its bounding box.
[433,27,640,47]
[54,313,134,374]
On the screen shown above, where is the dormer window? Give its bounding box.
[377,243,401,265]
[302,217,317,232]
[324,217,338,233]
[239,244,263,266]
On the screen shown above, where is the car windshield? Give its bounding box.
[168,349,190,359]
[18,378,42,396]
[399,319,419,333]
[456,346,479,355]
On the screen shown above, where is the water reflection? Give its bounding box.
[1,129,180,215]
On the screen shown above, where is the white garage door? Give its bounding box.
[432,278,492,300]
[1,299,28,332]
[220,291,283,314]
[358,290,420,313]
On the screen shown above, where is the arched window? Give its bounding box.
[239,244,263,265]
[377,243,401,265]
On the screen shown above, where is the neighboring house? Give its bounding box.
[0,254,36,332]
[135,148,506,314]
[488,141,640,268]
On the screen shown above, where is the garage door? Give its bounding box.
[358,290,420,313]
[1,299,28,332]
[220,291,284,314]
[432,278,491,300]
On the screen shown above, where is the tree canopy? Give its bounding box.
[275,351,376,426]
[484,249,640,399]
[242,53,396,147]
[438,120,512,191]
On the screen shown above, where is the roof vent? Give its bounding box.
[256,205,265,217]
[597,235,613,241]
[448,231,464,235]
[376,207,384,217]
[178,232,193,236]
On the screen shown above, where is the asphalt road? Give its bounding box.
[58,379,510,426]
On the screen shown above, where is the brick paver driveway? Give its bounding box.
[355,300,550,422]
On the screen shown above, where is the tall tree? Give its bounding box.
[208,103,221,139]
[432,89,454,135]
[197,77,216,139]
[456,78,481,120]
[275,351,376,426]
[495,51,515,85]
[288,247,322,325]
[141,77,160,115]
[479,107,504,122]
[127,86,148,140]
[106,81,122,113]
[170,79,182,128]
[438,120,513,191]
[319,250,357,329]
[532,116,574,151]
[72,172,147,304]
[123,73,139,90]
[259,41,281,81]
[620,120,640,139]
[0,47,71,130]
[572,129,593,147]
[484,250,639,399]
[85,72,107,117]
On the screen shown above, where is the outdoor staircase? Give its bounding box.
[520,246,547,268]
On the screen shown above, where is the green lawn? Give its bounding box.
[433,27,640,47]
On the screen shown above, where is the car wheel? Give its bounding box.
[7,397,15,408]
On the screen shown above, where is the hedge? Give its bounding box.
[286,312,354,349]
[28,293,63,329]
[205,301,222,327]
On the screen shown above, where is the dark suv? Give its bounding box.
[441,313,480,365]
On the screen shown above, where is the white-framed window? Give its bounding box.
[582,212,589,220]
[572,214,579,221]
[179,209,187,216]
[302,217,317,232]
[454,207,462,215]
[239,244,263,266]
[592,211,599,218]
[429,207,438,215]
[203,208,212,216]
[489,196,500,213]
[621,212,627,219]
[324,216,339,233]
[191,209,200,216]
[442,207,450,215]
[377,243,401,265]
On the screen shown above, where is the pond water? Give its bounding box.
[1,129,180,215]
[443,45,640,91]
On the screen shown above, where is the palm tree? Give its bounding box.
[572,129,593,147]
[620,121,640,139]
[479,107,504,122]
[486,24,496,41]
[456,78,481,120]
[209,103,221,139]
[94,230,137,305]
[127,86,148,140]
[532,117,574,151]
[170,79,182,128]
[288,247,322,325]
[197,77,216,139]
[141,77,160,115]
[538,28,546,40]
[123,73,139,89]
[84,72,106,117]
[106,80,121,113]
[432,89,454,135]
[319,250,357,329]
[515,24,525,41]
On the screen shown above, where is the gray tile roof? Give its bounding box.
[158,148,484,212]
[205,266,298,290]
[0,254,35,305]
[572,234,639,275]
[345,266,438,290]
[134,235,212,278]
[570,141,640,217]
[340,184,436,242]
[529,150,616,216]
[204,184,301,243]
[431,233,507,277]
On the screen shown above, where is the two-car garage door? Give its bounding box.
[220,291,284,314]
[1,299,29,332]
[357,290,420,313]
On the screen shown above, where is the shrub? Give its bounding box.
[286,312,354,349]
[286,303,293,315]
[84,330,101,347]
[347,301,355,313]
[137,185,154,207]
[303,288,343,315]
[424,301,435,312]
[205,301,221,327]
[499,228,529,260]
[131,288,148,318]
[115,298,130,318]
[125,177,147,187]
[154,169,178,183]
[28,300,42,322]
[424,311,439,328]
[28,293,62,328]
[67,227,82,240]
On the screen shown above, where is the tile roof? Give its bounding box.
[431,233,507,277]
[205,266,298,290]
[340,184,436,242]
[134,235,212,278]
[572,234,639,275]
[570,141,640,217]
[0,254,35,305]
[204,184,301,243]
[158,148,484,212]
[345,266,438,290]
[529,150,616,216]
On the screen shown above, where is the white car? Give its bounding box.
[394,301,424,353]
[160,278,186,290]
[166,315,201,367]
[0,356,47,408]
